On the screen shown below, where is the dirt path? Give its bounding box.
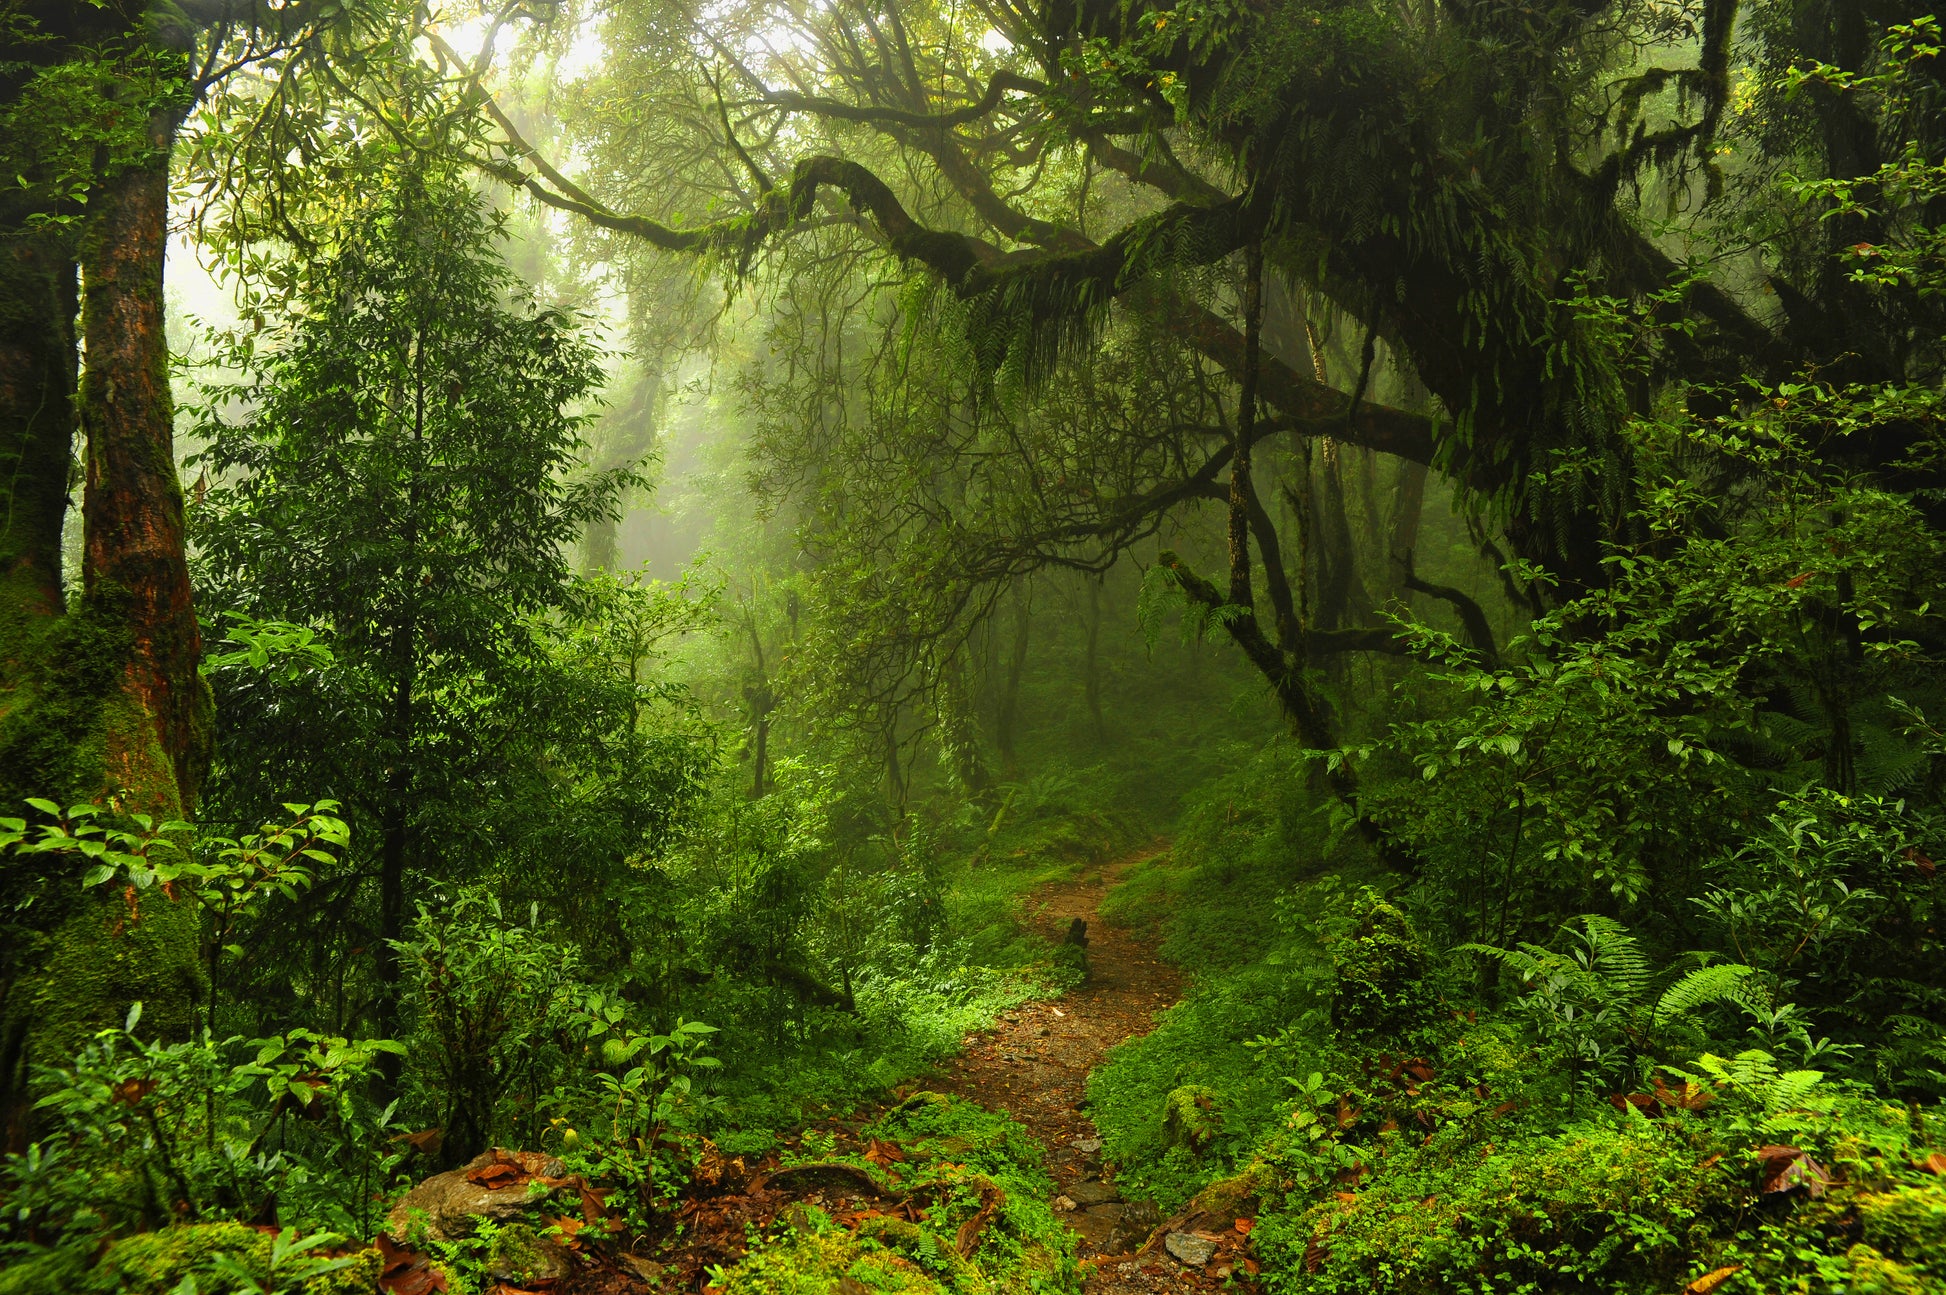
[922,847,1243,1295]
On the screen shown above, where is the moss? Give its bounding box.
[1840,1244,1935,1295]
[1328,890,1434,1040]
[93,1222,379,1295]
[717,1218,951,1295]
[1163,1084,1222,1153]
[0,586,204,1102]
[0,1245,91,1295]
[1257,1124,1725,1295]
[485,1222,562,1285]
[1861,1180,1946,1261]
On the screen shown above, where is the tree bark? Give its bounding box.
[995,582,1030,773]
[0,228,77,619]
[79,129,210,814]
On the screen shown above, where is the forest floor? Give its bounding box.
[539,845,1256,1295]
[925,844,1261,1295]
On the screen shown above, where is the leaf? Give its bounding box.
[125,1000,143,1032]
[25,797,60,816]
[1685,1266,1742,1295]
[1756,1145,1830,1197]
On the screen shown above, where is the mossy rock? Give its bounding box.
[1861,1180,1946,1262]
[91,1222,380,1295]
[1329,890,1434,1039]
[1162,1084,1222,1153]
[715,1222,951,1295]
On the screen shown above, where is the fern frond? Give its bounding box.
[1655,963,1758,1026]
[1769,1069,1827,1110]
[1577,915,1651,1004]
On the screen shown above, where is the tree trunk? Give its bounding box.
[0,229,76,619]
[995,583,1030,773]
[80,138,210,813]
[2,120,206,1145]
[1384,459,1429,599]
[1082,573,1104,746]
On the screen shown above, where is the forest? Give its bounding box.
[2,0,1945,1292]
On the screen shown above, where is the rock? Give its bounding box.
[1072,1137,1103,1154]
[485,1222,574,1284]
[762,1162,881,1197]
[1067,1200,1159,1254]
[1165,1232,1219,1267]
[1068,1180,1120,1206]
[385,1150,561,1242]
[618,1254,665,1283]
[1053,1195,1077,1212]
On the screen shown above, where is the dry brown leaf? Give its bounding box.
[1685,1265,1742,1295]
[1756,1145,1830,1197]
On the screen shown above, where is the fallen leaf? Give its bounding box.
[1756,1145,1829,1197]
[1233,1218,1254,1236]
[1916,1152,1946,1175]
[863,1137,906,1167]
[467,1162,524,1190]
[1686,1266,1742,1295]
[377,1234,449,1295]
[392,1128,444,1156]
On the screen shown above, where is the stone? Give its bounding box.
[1068,1180,1121,1206]
[618,1254,665,1283]
[1072,1137,1103,1154]
[1165,1232,1219,1267]
[1053,1195,1077,1212]
[485,1222,574,1285]
[1067,1200,1159,1254]
[385,1150,562,1242]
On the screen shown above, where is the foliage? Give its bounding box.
[0,1007,405,1260]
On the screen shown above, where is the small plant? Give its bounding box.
[8,1004,405,1243]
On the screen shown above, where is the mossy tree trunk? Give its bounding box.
[0,92,208,1146]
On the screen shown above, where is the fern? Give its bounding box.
[1573,915,1651,1005]
[1768,1068,1828,1111]
[1654,963,1758,1026]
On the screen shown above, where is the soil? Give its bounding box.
[491,845,1256,1295]
[925,846,1260,1295]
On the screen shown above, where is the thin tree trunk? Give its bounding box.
[0,227,78,1151]
[1083,573,1104,746]
[1383,458,1430,604]
[0,229,76,619]
[995,583,1030,773]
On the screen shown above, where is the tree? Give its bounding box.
[435,0,1944,843]
[190,160,635,1049]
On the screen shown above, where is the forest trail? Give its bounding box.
[921,846,1240,1294]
